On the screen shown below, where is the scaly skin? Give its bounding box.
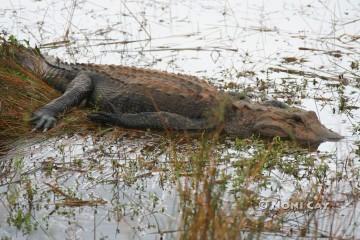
[14,45,342,146]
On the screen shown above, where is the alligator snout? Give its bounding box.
[317,127,343,142]
[252,109,343,146]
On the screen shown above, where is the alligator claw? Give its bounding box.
[30,115,40,122]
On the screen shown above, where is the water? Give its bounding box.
[1,0,360,239]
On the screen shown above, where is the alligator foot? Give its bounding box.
[30,110,56,132]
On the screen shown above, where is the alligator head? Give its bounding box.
[225,101,343,147]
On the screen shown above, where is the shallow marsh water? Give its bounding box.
[1,0,360,239]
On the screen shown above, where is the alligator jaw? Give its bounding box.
[319,128,343,142]
[227,101,344,147]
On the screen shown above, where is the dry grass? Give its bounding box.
[0,38,97,153]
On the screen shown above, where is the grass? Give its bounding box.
[3,124,333,238]
[175,137,320,239]
[0,36,98,153]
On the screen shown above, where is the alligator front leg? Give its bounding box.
[31,71,93,131]
[88,111,215,131]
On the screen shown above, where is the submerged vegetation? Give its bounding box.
[1,130,357,239]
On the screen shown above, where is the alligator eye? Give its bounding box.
[292,115,304,124]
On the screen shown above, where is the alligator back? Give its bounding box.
[74,64,225,119]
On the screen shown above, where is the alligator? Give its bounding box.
[12,44,342,146]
